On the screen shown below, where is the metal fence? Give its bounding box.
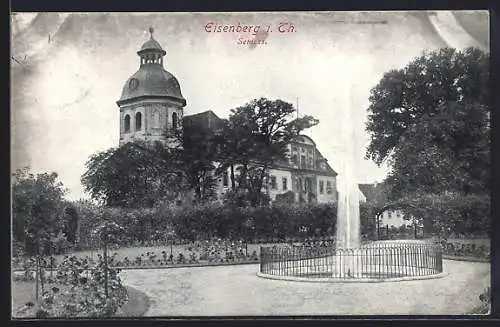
[260,242,443,279]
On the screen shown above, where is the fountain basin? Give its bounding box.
[258,240,446,283]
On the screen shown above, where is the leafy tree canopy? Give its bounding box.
[12,167,68,255]
[81,142,187,208]
[214,98,319,206]
[365,47,489,198]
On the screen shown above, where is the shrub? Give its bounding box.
[38,255,128,317]
[70,201,383,249]
[398,193,490,238]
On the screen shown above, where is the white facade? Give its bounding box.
[379,209,408,228]
[214,164,337,204]
[315,175,337,203]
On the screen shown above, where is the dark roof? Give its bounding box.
[184,110,224,131]
[292,134,316,146]
[117,64,186,106]
[359,182,387,203]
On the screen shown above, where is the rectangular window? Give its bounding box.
[222,172,229,187]
[282,177,288,191]
[301,155,306,168]
[319,180,324,194]
[270,176,277,190]
[291,154,298,165]
[326,181,332,194]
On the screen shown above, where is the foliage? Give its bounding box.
[13,254,128,318]
[81,142,187,208]
[93,219,126,245]
[441,241,490,259]
[74,199,102,249]
[390,193,490,238]
[40,255,127,317]
[477,286,491,314]
[170,202,374,242]
[48,200,381,251]
[365,47,489,198]
[172,119,218,203]
[62,204,79,244]
[12,167,68,256]
[275,191,296,205]
[214,98,319,206]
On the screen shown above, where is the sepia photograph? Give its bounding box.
[11,11,490,318]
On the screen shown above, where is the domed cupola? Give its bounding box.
[117,27,187,107]
[117,27,186,148]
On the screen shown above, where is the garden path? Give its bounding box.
[120,259,490,316]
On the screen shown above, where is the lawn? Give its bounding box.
[11,281,36,317]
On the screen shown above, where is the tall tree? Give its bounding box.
[215,98,319,206]
[12,167,67,256]
[81,142,187,208]
[365,47,489,198]
[172,120,218,203]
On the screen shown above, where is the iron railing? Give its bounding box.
[260,242,443,279]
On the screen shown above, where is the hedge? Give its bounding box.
[73,202,378,249]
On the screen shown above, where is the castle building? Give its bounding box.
[118,29,338,204]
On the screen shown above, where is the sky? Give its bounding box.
[11,12,485,201]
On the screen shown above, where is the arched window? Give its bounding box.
[153,111,160,128]
[172,112,178,130]
[135,112,142,131]
[124,114,131,132]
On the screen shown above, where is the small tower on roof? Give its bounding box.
[137,27,167,66]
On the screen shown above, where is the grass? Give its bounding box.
[11,281,36,317]
[11,280,150,318]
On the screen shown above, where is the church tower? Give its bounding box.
[116,27,186,148]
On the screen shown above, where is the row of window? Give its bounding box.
[318,180,333,195]
[385,212,403,220]
[290,154,326,170]
[123,111,178,133]
[222,173,289,191]
[221,172,333,195]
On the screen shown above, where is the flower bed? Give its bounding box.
[12,239,345,272]
[440,241,490,260]
[12,238,489,275]
[469,286,491,314]
[13,256,128,318]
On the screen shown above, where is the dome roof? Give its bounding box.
[117,64,186,106]
[140,38,164,52]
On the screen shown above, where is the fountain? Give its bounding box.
[257,87,446,282]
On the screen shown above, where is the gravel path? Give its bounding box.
[120,259,490,316]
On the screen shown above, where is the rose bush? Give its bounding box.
[14,255,128,318]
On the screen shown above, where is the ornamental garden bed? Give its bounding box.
[12,239,490,273]
[12,256,128,318]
